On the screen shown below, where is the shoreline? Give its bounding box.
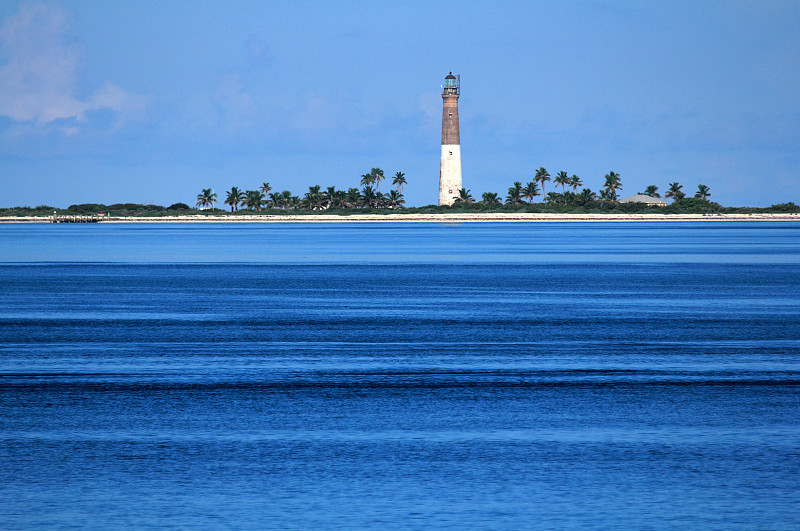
[1,213,799,223]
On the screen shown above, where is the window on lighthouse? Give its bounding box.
[448,113,453,118]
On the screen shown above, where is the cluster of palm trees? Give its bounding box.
[641,183,711,201]
[454,168,623,206]
[198,168,408,212]
[453,169,712,207]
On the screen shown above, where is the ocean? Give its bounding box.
[1,221,799,529]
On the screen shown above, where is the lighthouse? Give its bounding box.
[438,72,462,206]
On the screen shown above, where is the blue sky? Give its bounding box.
[1,0,798,207]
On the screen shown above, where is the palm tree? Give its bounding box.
[695,184,711,200]
[570,175,583,192]
[522,181,541,203]
[196,188,217,210]
[392,171,407,192]
[603,171,622,201]
[386,190,405,208]
[545,192,563,205]
[506,181,524,205]
[346,188,362,208]
[481,192,501,205]
[305,185,321,199]
[642,185,661,197]
[276,190,293,209]
[534,167,551,198]
[453,188,475,204]
[224,187,245,211]
[554,171,570,193]
[666,182,684,202]
[360,172,373,188]
[244,190,264,211]
[268,192,282,209]
[579,188,598,205]
[361,185,377,208]
[302,185,324,210]
[333,190,347,209]
[259,182,272,197]
[370,168,385,193]
[323,186,338,208]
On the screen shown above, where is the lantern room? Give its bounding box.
[442,72,460,95]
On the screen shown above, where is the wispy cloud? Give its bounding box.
[0,2,145,128]
[214,73,256,130]
[244,35,273,69]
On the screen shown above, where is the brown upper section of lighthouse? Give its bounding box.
[441,94,460,145]
[441,72,460,145]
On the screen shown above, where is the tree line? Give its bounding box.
[3,166,794,217]
[196,168,407,211]
[199,167,714,212]
[452,168,711,207]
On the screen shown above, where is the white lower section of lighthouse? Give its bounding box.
[438,144,462,206]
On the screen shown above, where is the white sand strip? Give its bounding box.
[2,213,799,223]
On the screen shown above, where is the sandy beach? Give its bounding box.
[1,212,799,223]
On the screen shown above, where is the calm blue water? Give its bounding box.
[1,222,799,529]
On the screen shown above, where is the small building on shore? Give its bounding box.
[618,194,668,206]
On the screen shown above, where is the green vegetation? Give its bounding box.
[482,192,501,205]
[695,184,711,200]
[0,205,62,217]
[642,185,661,197]
[453,188,475,204]
[392,172,407,192]
[196,188,217,210]
[0,203,191,217]
[224,187,245,211]
[2,167,798,217]
[603,172,622,200]
[533,167,551,196]
[666,182,685,201]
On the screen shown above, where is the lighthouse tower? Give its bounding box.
[438,72,462,206]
